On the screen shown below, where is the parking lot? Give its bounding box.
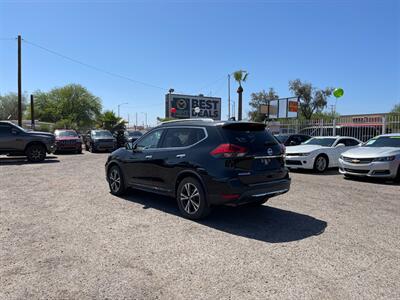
[1,152,399,299]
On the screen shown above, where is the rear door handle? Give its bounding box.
[176,154,186,158]
[145,155,152,159]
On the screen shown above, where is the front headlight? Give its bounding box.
[373,156,395,162]
[297,153,310,156]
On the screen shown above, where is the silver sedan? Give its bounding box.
[338,134,400,180]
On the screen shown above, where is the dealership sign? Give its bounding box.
[165,94,221,120]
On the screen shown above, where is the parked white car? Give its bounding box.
[285,136,361,172]
[338,134,400,180]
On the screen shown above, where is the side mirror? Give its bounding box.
[132,143,141,152]
[289,140,297,146]
[336,143,345,148]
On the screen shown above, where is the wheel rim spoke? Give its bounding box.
[109,169,121,192]
[180,183,201,214]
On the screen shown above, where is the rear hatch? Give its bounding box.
[217,122,286,185]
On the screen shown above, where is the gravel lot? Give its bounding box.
[1,152,399,299]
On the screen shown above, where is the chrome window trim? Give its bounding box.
[136,126,208,152]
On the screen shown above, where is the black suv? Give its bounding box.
[84,130,117,152]
[0,121,55,162]
[105,120,290,220]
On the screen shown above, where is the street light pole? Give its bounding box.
[141,112,148,128]
[228,74,231,119]
[117,102,128,118]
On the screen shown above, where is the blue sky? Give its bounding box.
[1,0,399,126]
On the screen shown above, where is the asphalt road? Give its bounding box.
[1,153,399,299]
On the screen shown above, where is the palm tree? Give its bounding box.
[233,70,248,120]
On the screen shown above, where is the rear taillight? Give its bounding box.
[210,143,247,158]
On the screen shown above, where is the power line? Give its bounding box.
[0,37,16,41]
[198,75,226,93]
[22,39,169,91]
[20,38,226,98]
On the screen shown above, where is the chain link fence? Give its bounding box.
[266,114,400,142]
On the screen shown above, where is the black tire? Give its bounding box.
[313,155,328,173]
[394,166,400,183]
[176,177,211,220]
[26,144,46,163]
[107,165,126,196]
[89,143,96,153]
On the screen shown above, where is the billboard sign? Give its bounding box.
[288,100,298,112]
[165,94,221,120]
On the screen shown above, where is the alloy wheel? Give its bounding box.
[315,156,327,172]
[30,146,45,161]
[180,183,201,214]
[109,169,121,193]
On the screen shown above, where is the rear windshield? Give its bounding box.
[221,128,278,152]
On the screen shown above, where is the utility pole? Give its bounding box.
[127,114,130,128]
[141,112,148,128]
[135,112,138,130]
[168,88,174,118]
[17,35,22,126]
[30,94,35,130]
[228,74,231,119]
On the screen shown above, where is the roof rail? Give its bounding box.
[160,118,215,125]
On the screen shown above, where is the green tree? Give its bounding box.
[0,92,27,120]
[248,88,279,122]
[98,110,124,131]
[157,117,175,123]
[288,79,334,120]
[33,84,102,130]
[390,103,400,114]
[233,70,249,121]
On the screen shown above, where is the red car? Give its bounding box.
[54,129,82,154]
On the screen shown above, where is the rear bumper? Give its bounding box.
[207,176,291,206]
[338,158,399,179]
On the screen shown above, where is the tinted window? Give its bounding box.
[275,135,289,143]
[222,128,278,152]
[0,124,12,136]
[304,138,336,147]
[162,127,206,148]
[299,135,310,142]
[340,139,359,146]
[128,131,143,137]
[137,129,164,150]
[363,136,400,148]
